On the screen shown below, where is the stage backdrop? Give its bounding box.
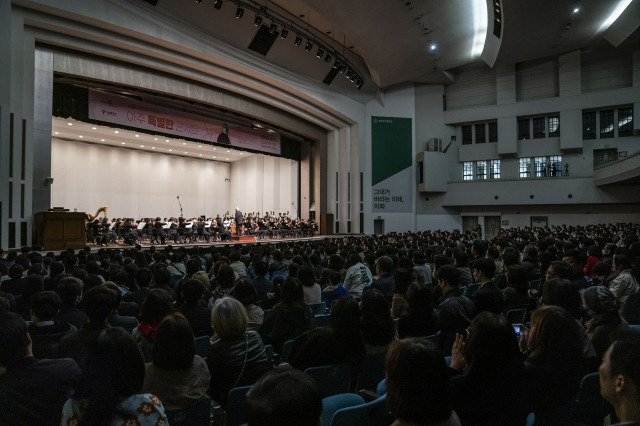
[371,116,413,213]
[51,138,297,219]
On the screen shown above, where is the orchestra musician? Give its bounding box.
[234,207,243,236]
[216,214,232,241]
[151,217,166,245]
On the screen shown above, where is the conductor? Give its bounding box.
[235,207,243,236]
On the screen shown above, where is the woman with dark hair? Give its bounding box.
[208,298,272,406]
[502,264,533,313]
[61,327,168,426]
[583,245,603,278]
[360,289,396,354]
[582,285,629,358]
[386,338,461,426]
[210,264,236,307]
[142,312,210,411]
[520,305,589,418]
[449,312,529,425]
[260,277,315,352]
[232,278,264,330]
[541,277,582,319]
[298,265,321,305]
[397,285,438,338]
[289,296,365,371]
[390,268,413,318]
[132,289,174,362]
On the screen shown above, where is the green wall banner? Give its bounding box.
[371,116,413,213]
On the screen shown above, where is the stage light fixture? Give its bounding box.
[195,0,202,3]
[333,60,341,70]
[294,35,303,46]
[269,23,278,34]
[280,28,289,39]
[346,69,354,79]
[356,79,364,89]
[213,0,222,9]
[339,65,347,73]
[235,7,244,18]
[305,41,313,51]
[254,15,262,26]
[350,73,358,82]
[316,47,324,58]
[324,53,332,63]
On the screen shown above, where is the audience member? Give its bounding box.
[28,290,77,359]
[176,279,213,337]
[610,254,639,310]
[599,339,640,425]
[360,288,396,354]
[54,276,88,329]
[582,285,630,358]
[436,264,475,356]
[231,278,264,330]
[470,257,503,314]
[298,265,321,305]
[133,288,174,362]
[397,284,438,339]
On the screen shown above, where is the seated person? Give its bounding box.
[176,279,213,337]
[132,289,174,362]
[245,369,322,426]
[61,327,167,425]
[54,277,88,329]
[208,297,272,406]
[142,312,210,411]
[386,337,461,426]
[28,290,77,359]
[0,312,81,425]
[599,339,640,425]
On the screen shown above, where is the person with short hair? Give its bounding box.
[599,339,640,425]
[208,297,272,406]
[386,338,461,426]
[28,290,77,359]
[177,279,212,337]
[470,257,503,315]
[54,276,88,329]
[231,278,264,330]
[245,369,322,426]
[436,264,475,356]
[133,289,174,362]
[0,312,81,425]
[142,312,210,411]
[610,254,639,311]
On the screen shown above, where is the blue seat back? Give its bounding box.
[354,351,387,393]
[331,394,387,426]
[309,301,327,315]
[321,393,365,426]
[165,395,212,426]
[315,313,330,328]
[195,335,210,361]
[225,385,252,426]
[304,363,352,398]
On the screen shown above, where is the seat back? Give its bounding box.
[309,301,327,315]
[195,335,210,361]
[354,351,387,393]
[321,393,365,426]
[574,372,611,426]
[165,395,212,426]
[330,394,387,426]
[315,313,330,328]
[425,331,441,345]
[305,363,352,398]
[280,339,295,364]
[225,385,252,426]
[505,308,526,324]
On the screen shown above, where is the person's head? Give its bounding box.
[153,266,171,287]
[56,276,84,305]
[599,340,640,421]
[392,268,412,296]
[360,289,395,347]
[211,297,247,338]
[562,249,584,275]
[231,278,258,306]
[0,312,31,366]
[134,267,153,288]
[29,290,62,322]
[464,311,523,374]
[613,254,632,272]
[582,285,620,318]
[545,260,572,281]
[386,338,453,424]
[406,284,435,315]
[182,279,205,304]
[436,264,460,291]
[328,297,364,359]
[297,265,315,288]
[592,262,612,279]
[83,285,118,323]
[76,327,146,424]
[505,264,529,293]
[501,251,520,268]
[152,312,196,370]
[222,123,229,134]
[191,270,211,290]
[376,256,394,276]
[186,258,201,276]
[253,260,268,277]
[245,369,322,426]
[527,305,584,365]
[280,277,304,305]
[216,265,236,289]
[139,289,174,324]
[541,277,581,319]
[472,257,496,282]
[8,263,24,280]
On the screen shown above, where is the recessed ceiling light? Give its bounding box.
[135,134,139,138]
[226,150,230,153]
[165,140,169,142]
[213,156,217,158]
[169,149,173,152]
[78,135,83,138]
[121,142,125,145]
[100,139,105,142]
[67,122,73,126]
[184,151,187,154]
[213,148,217,151]
[114,131,119,134]
[198,145,202,148]
[199,154,202,157]
[54,132,59,135]
[152,147,156,149]
[140,145,144,148]
[154,138,158,141]
[183,142,186,145]
[225,158,229,161]
[573,7,580,13]
[91,127,97,130]
[240,152,244,154]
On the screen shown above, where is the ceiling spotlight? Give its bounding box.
[269,23,278,34]
[254,15,262,26]
[350,73,358,82]
[294,35,302,46]
[305,41,313,51]
[324,53,332,63]
[316,47,324,58]
[333,60,341,70]
[195,0,202,3]
[339,65,347,73]
[280,28,289,39]
[235,6,244,18]
[356,79,364,89]
[213,0,222,9]
[346,69,354,79]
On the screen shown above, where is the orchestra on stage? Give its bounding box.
[85,210,318,246]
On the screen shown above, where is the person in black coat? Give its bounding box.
[470,257,503,315]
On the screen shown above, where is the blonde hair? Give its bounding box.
[211,297,248,338]
[192,271,211,290]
